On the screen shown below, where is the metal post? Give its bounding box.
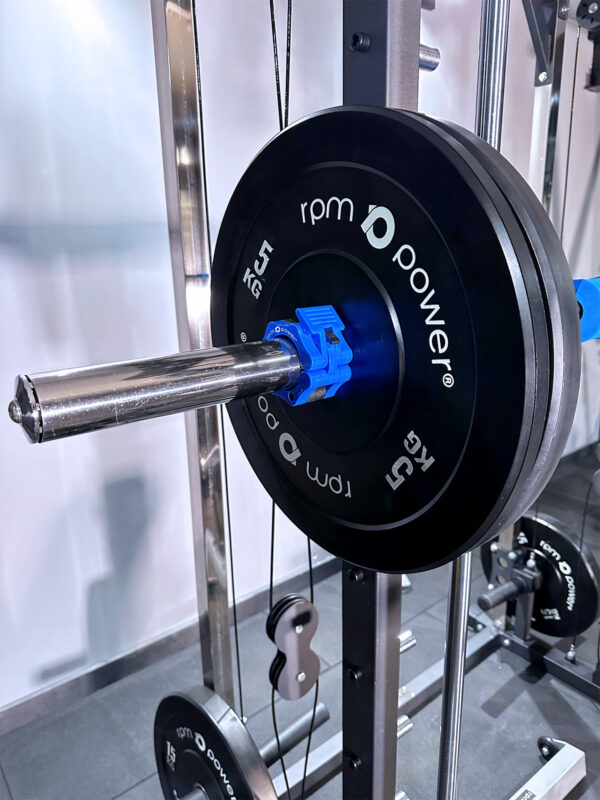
[437,2,511,798]
[474,0,511,147]
[342,567,403,799]
[341,2,421,797]
[436,553,473,800]
[343,0,422,110]
[526,8,568,219]
[151,0,234,704]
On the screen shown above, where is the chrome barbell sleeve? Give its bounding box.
[8,341,300,444]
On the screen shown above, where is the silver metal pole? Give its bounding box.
[9,341,300,443]
[436,552,473,800]
[474,0,511,147]
[151,0,235,704]
[437,2,511,798]
[387,0,422,109]
[419,44,441,72]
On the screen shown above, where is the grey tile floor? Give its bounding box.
[1,558,598,799]
[0,450,599,799]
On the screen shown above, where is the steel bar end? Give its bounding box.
[9,376,42,443]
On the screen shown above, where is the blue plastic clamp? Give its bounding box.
[264,305,353,406]
[574,278,600,342]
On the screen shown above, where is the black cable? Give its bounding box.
[267,8,298,794]
[220,406,245,722]
[301,679,319,800]
[269,0,284,131]
[571,480,594,650]
[300,537,317,800]
[268,502,292,800]
[271,686,292,800]
[592,430,600,669]
[284,0,293,128]
[560,24,581,242]
[269,500,276,611]
[307,536,314,604]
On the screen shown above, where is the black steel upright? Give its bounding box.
[342,567,403,798]
[341,2,421,797]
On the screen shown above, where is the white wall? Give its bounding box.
[0,0,335,711]
[1,0,599,711]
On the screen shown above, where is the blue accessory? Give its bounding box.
[574,278,600,342]
[264,305,353,406]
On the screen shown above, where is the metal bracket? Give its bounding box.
[506,737,586,800]
[522,0,561,85]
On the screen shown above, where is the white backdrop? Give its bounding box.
[1,0,599,710]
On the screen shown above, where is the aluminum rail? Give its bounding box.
[8,341,300,444]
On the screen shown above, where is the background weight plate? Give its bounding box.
[154,686,277,800]
[481,514,600,637]
[424,117,581,515]
[212,106,540,572]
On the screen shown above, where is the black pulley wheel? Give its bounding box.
[482,514,600,637]
[211,106,579,572]
[154,686,277,800]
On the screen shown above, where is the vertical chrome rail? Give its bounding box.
[437,2,511,798]
[436,554,473,800]
[474,0,511,147]
[151,0,234,704]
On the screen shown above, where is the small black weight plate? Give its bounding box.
[154,686,277,800]
[424,117,581,513]
[482,514,600,637]
[212,106,539,572]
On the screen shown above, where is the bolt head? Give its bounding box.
[490,542,499,553]
[350,31,371,52]
[538,71,548,83]
[295,624,304,634]
[347,567,364,583]
[541,744,551,757]
[297,671,306,682]
[8,399,22,424]
[508,551,517,561]
[487,583,495,591]
[589,1,598,14]
[502,637,510,647]
[347,667,363,681]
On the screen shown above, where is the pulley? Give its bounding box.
[8,106,583,573]
[481,513,600,637]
